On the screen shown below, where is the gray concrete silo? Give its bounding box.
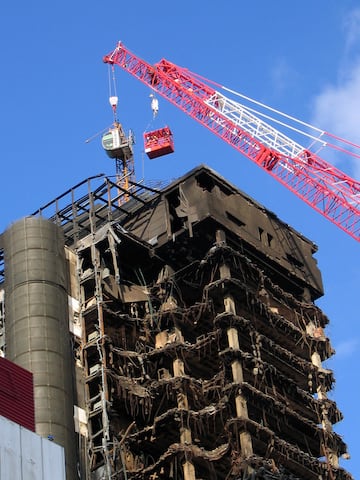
[3,217,77,480]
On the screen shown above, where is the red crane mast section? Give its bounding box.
[104,42,360,242]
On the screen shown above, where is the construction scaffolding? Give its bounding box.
[0,166,352,480]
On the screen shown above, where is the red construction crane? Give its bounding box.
[103,42,360,242]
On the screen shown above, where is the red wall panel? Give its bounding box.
[0,357,35,432]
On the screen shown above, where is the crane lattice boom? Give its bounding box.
[104,42,360,241]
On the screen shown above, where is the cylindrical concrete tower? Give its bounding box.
[4,217,77,480]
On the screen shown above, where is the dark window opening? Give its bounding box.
[166,189,183,233]
[226,211,245,228]
[196,172,215,192]
[195,172,232,196]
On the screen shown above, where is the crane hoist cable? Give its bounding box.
[108,64,119,121]
[143,94,160,133]
[142,92,174,160]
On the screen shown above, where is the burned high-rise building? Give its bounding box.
[0,165,353,479]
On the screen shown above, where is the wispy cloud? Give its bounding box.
[343,7,360,55]
[334,338,359,357]
[270,58,299,96]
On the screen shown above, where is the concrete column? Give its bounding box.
[173,351,195,479]
[216,229,253,459]
[173,358,185,377]
[183,461,196,480]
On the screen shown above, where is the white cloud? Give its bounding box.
[311,9,360,179]
[312,61,360,145]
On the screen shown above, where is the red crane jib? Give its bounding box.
[104,42,360,241]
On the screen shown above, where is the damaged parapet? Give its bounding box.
[0,165,353,480]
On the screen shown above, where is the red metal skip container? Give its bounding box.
[144,126,175,159]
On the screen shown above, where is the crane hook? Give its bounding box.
[109,95,118,120]
[150,93,159,119]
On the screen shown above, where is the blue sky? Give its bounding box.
[1,1,359,476]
